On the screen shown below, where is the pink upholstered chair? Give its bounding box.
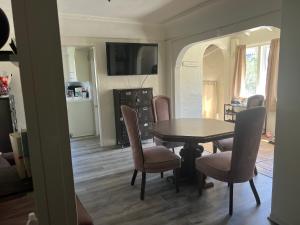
[152,95,184,153]
[196,107,266,215]
[121,105,181,200]
[213,95,264,154]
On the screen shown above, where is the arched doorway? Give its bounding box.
[202,44,225,119]
[174,37,229,119]
[176,43,203,118]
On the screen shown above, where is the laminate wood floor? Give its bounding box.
[71,137,275,225]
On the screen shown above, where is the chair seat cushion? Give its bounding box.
[154,137,184,149]
[195,151,232,182]
[215,138,234,151]
[143,146,181,173]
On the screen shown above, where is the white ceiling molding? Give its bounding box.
[162,0,223,24]
[59,13,162,27]
[58,0,221,28]
[57,0,218,26]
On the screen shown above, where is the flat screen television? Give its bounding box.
[106,42,158,76]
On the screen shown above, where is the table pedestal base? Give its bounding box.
[179,142,214,189]
[179,142,203,180]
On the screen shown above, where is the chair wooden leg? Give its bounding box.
[174,168,180,193]
[140,172,146,200]
[249,179,261,205]
[229,183,234,216]
[213,143,217,154]
[161,172,164,179]
[131,169,138,186]
[197,172,204,196]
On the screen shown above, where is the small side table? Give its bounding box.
[224,104,247,123]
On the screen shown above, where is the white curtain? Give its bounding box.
[232,45,246,98]
[202,80,218,118]
[265,38,280,113]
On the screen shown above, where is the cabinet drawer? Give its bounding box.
[139,122,153,140]
[137,106,153,123]
[119,90,138,107]
[137,89,153,106]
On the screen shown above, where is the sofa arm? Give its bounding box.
[76,196,94,225]
[1,152,15,165]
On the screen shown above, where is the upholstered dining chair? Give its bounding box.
[121,105,181,200]
[196,107,266,215]
[213,95,264,153]
[152,95,184,153]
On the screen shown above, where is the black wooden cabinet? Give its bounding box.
[113,88,153,146]
[0,96,15,153]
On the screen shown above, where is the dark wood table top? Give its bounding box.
[151,118,235,143]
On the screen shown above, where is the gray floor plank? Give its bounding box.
[71,137,274,225]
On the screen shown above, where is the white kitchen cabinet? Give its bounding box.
[66,99,95,137]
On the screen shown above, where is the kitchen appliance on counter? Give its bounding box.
[66,82,90,99]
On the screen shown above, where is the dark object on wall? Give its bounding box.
[0,8,10,49]
[9,39,17,54]
[106,43,158,76]
[113,88,154,146]
[0,96,14,153]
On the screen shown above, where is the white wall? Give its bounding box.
[74,48,92,82]
[94,40,165,146]
[235,28,280,45]
[270,1,300,225]
[59,14,164,40]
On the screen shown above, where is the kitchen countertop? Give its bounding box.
[66,97,92,102]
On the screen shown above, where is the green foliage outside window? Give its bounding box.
[245,47,258,96]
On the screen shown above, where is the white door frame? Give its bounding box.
[89,47,101,138]
[61,45,101,140]
[11,1,77,224]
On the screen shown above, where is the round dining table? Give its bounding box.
[151,118,235,183]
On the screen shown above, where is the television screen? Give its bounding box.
[106,42,158,76]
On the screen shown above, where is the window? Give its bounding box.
[242,44,270,97]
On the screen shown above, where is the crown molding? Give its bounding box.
[162,0,223,25]
[59,13,161,27]
[58,1,222,27]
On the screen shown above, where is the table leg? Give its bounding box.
[179,142,214,189]
[179,142,203,181]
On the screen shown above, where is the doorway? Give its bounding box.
[62,46,100,139]
[202,45,225,119]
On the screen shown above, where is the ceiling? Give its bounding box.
[56,0,212,24]
[0,0,216,24]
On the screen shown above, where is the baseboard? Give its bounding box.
[269,213,290,225]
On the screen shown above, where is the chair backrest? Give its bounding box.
[247,95,264,109]
[230,107,266,182]
[121,105,144,170]
[152,95,171,122]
